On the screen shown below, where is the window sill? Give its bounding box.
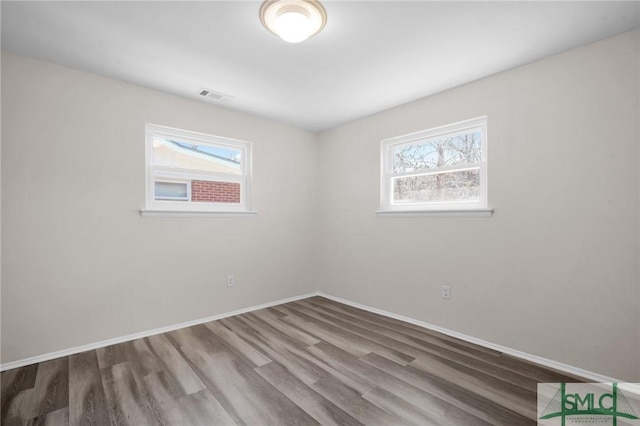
[376,208,493,218]
[139,209,257,218]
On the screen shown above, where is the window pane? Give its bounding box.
[393,169,480,204]
[155,181,188,201]
[393,131,481,173]
[191,180,241,204]
[152,137,242,175]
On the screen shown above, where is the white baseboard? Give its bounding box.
[0,291,320,372]
[316,292,623,384]
[1,290,630,387]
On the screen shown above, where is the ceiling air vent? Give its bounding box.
[198,88,233,102]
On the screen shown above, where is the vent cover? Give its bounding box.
[198,88,233,102]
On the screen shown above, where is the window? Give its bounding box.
[380,116,488,213]
[144,124,252,213]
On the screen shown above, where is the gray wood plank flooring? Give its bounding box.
[1,296,584,425]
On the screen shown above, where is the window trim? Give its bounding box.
[379,116,489,215]
[144,123,253,214]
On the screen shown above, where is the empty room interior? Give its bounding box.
[2,1,640,425]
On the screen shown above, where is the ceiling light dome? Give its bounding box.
[260,0,327,43]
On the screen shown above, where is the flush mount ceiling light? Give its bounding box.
[260,0,327,43]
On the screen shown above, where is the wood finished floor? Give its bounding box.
[1,296,584,425]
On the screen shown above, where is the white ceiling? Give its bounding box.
[2,1,639,132]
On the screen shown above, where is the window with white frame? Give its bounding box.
[145,124,252,212]
[380,116,487,212]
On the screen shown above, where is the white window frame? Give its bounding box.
[379,116,490,216]
[143,123,253,215]
[153,179,191,201]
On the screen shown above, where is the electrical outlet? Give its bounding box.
[227,275,235,287]
[441,285,451,300]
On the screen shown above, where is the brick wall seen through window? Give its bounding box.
[191,180,241,203]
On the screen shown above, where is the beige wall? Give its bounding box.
[1,51,320,364]
[317,30,640,381]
